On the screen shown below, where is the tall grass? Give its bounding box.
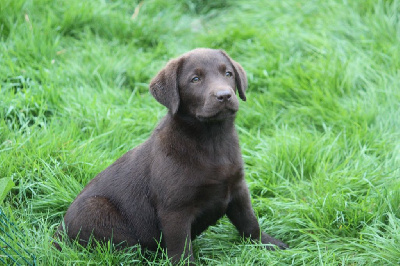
[1,0,399,264]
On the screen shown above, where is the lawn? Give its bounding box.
[1,0,399,264]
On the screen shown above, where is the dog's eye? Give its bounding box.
[225,71,233,77]
[191,77,200,83]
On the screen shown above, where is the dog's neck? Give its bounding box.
[154,113,241,163]
[171,112,237,140]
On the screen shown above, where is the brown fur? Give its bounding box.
[55,48,288,263]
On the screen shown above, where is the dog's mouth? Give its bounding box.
[196,108,237,122]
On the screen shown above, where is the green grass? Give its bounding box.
[1,0,400,264]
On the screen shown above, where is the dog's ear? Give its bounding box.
[220,50,248,101]
[149,58,183,114]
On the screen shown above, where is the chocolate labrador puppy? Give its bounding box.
[56,48,288,263]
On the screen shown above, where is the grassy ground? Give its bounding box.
[1,0,399,264]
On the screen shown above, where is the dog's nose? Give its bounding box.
[216,90,232,102]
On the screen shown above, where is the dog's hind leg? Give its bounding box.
[58,196,138,248]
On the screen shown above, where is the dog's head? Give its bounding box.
[150,48,247,122]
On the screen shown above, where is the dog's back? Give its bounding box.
[59,141,160,249]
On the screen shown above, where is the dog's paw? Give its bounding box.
[261,232,289,250]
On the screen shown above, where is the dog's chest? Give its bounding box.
[192,162,242,205]
[187,166,242,237]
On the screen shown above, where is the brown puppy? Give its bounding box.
[56,48,288,263]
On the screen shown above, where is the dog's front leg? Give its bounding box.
[226,180,288,250]
[159,210,194,264]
